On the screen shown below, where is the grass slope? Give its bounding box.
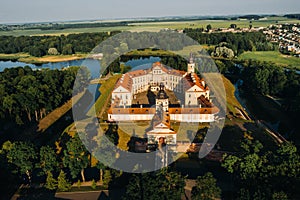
[87,74,122,118]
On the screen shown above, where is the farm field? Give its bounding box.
[0,17,298,36]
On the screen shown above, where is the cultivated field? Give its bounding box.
[0,17,298,36]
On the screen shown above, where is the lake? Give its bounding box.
[0,56,161,79]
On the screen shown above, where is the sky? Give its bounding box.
[0,0,299,24]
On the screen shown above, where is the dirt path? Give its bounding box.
[37,90,85,132]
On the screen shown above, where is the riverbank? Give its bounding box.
[0,53,87,64]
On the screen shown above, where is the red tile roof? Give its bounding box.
[168,107,219,114]
[113,62,209,96]
[108,107,156,114]
[183,73,208,91]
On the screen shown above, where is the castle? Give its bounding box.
[107,54,219,158]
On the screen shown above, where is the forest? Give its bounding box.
[0,30,276,58]
[0,66,90,125]
[0,31,121,57]
[183,30,277,55]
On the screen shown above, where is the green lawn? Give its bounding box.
[238,51,300,70]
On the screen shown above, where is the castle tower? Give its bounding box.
[187,52,195,74]
[156,83,169,112]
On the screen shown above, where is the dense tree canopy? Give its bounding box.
[123,169,186,200]
[0,32,120,56]
[4,141,37,180]
[222,139,300,199]
[0,66,86,125]
[183,30,277,55]
[63,133,89,182]
[39,145,58,174]
[240,61,300,114]
[191,172,221,200]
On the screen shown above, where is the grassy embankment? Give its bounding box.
[238,51,300,70]
[87,74,122,118]
[0,53,87,64]
[222,76,243,114]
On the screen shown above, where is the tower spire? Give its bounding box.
[187,52,195,74]
[189,52,194,64]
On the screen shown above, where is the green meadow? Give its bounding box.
[238,51,300,70]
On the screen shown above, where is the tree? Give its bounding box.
[222,139,300,199]
[102,44,115,54]
[2,95,16,116]
[103,169,112,187]
[6,141,37,181]
[96,161,106,185]
[39,146,58,174]
[45,171,57,190]
[91,179,97,189]
[48,47,59,55]
[29,46,46,57]
[272,191,288,200]
[230,24,237,29]
[63,133,89,182]
[0,140,13,154]
[119,42,129,54]
[191,172,221,200]
[62,44,74,55]
[57,170,71,192]
[215,60,227,74]
[222,139,265,180]
[212,46,235,59]
[123,169,186,200]
[206,24,212,32]
[157,170,186,199]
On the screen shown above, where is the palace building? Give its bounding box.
[108,54,218,123]
[107,54,219,162]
